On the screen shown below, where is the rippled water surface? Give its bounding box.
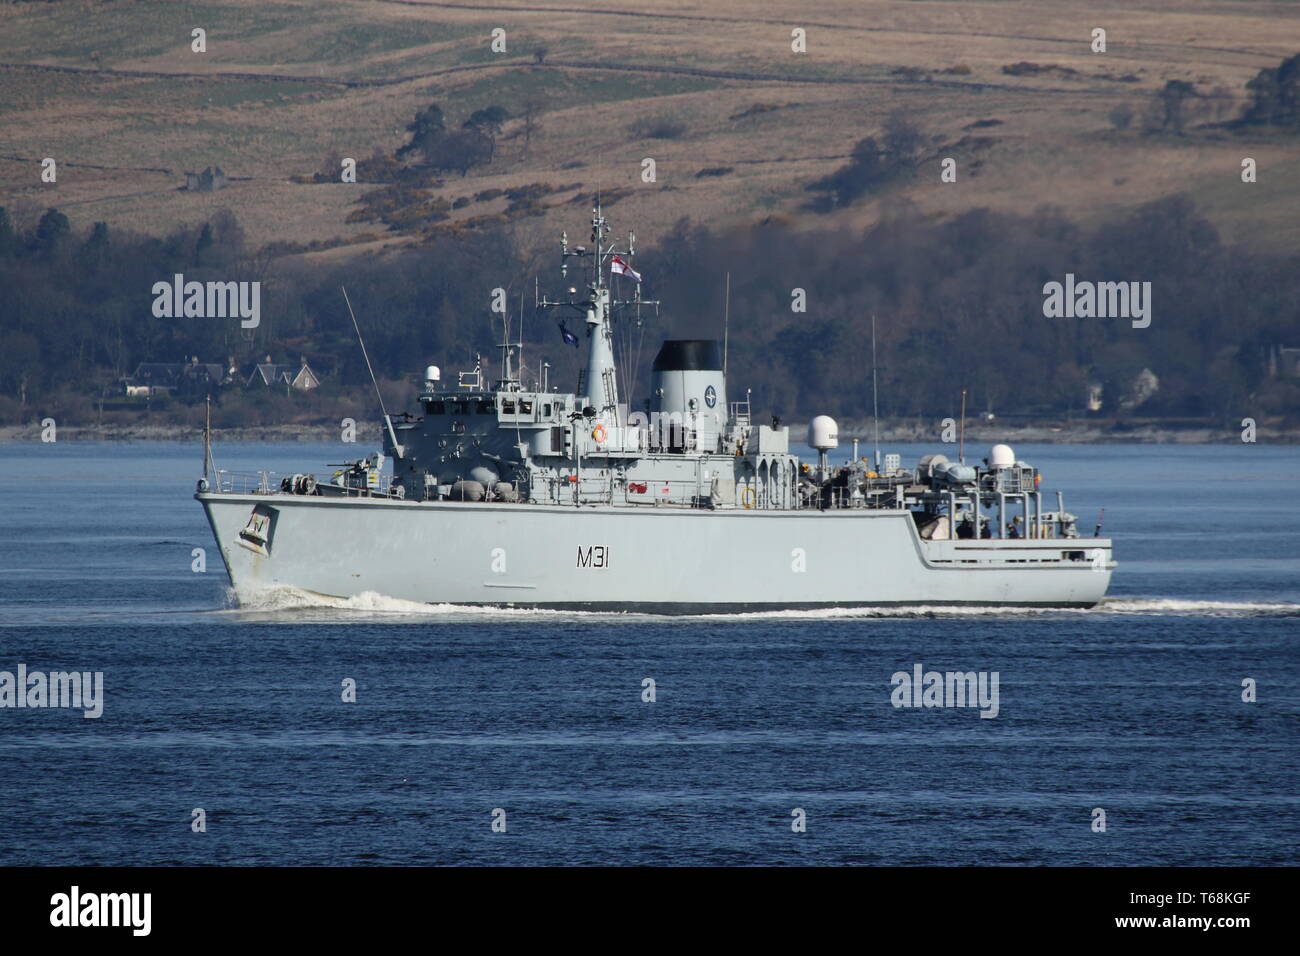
[0,441,1295,865]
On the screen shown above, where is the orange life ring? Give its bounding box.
[592,424,608,443]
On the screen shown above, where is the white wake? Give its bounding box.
[222,586,1298,620]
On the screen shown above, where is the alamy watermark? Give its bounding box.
[890,663,999,718]
[0,664,103,718]
[1042,273,1151,328]
[50,886,150,936]
[151,273,260,328]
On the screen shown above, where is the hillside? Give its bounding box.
[2,0,1299,256]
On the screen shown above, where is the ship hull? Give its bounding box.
[198,493,1114,611]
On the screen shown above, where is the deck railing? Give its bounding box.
[212,470,402,498]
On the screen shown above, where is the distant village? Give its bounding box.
[121,355,321,403]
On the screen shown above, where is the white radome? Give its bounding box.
[808,415,839,451]
[989,443,1015,468]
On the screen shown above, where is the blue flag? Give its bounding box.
[560,323,580,348]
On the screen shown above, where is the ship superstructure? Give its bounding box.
[197,207,1115,611]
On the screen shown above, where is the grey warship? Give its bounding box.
[197,207,1115,611]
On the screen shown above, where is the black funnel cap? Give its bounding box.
[652,340,723,372]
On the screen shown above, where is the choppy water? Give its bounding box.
[0,441,1296,865]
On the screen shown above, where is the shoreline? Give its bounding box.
[1,421,1293,444]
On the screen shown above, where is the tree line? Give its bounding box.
[640,198,1299,424]
[0,193,1297,427]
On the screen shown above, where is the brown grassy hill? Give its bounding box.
[2,0,1298,255]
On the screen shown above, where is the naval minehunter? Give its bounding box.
[197,206,1115,611]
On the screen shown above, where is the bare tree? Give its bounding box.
[319,148,343,180]
[521,98,543,158]
[882,109,926,162]
[1158,80,1198,135]
[1207,85,1237,123]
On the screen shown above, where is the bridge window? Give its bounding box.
[477,398,495,414]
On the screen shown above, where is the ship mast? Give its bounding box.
[538,203,648,427]
[583,205,618,420]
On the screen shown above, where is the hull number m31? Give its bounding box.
[577,545,610,569]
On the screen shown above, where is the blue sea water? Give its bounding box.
[0,440,1295,866]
